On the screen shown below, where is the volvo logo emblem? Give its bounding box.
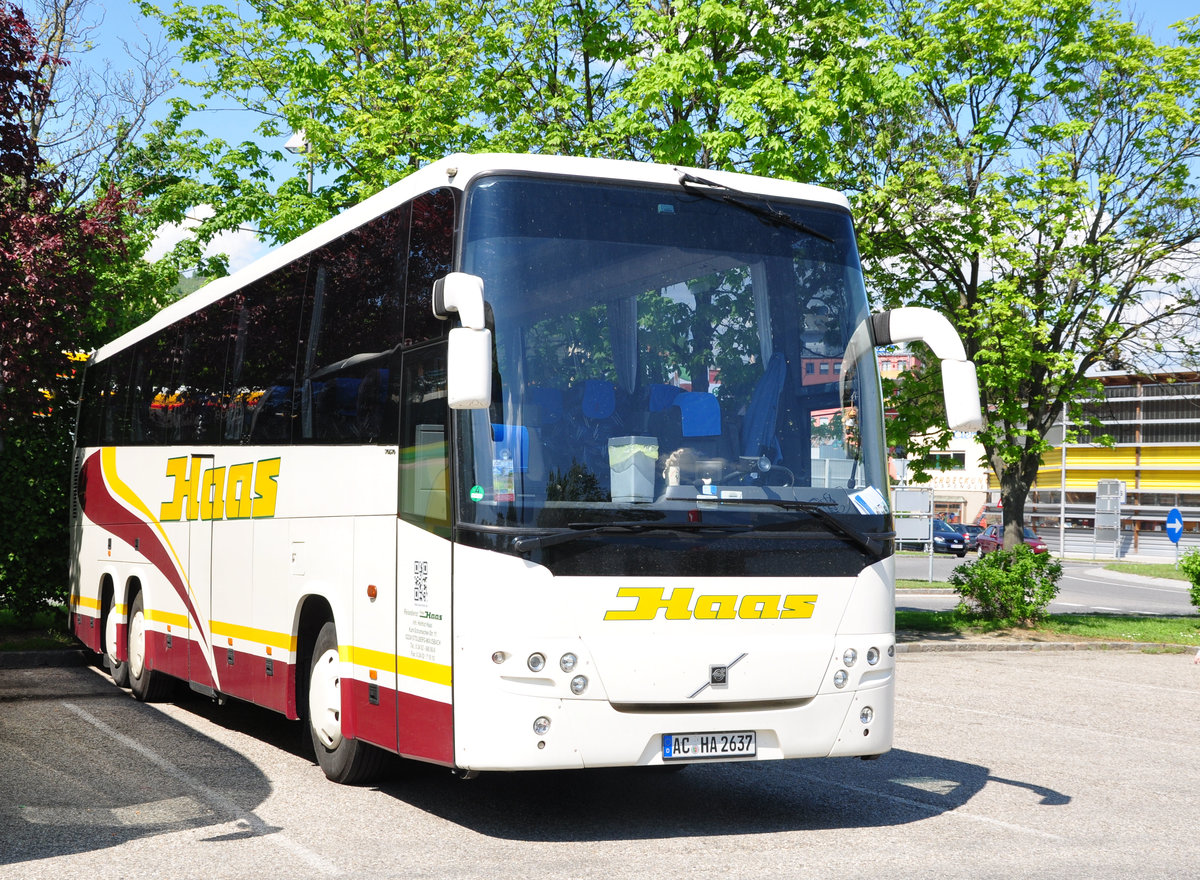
[689,653,747,698]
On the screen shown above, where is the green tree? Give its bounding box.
[0,2,132,620]
[141,0,516,245]
[139,0,880,246]
[855,0,1200,544]
[598,0,877,178]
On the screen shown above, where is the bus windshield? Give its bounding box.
[458,174,888,532]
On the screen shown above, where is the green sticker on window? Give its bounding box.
[469,485,485,502]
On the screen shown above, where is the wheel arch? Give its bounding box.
[294,594,336,720]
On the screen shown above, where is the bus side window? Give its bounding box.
[398,347,450,532]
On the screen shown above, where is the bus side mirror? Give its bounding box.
[435,273,493,410]
[871,308,984,433]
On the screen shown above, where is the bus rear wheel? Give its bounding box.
[307,621,386,785]
[127,592,173,702]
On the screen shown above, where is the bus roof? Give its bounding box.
[92,153,850,365]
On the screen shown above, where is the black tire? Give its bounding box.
[307,620,386,785]
[103,589,130,688]
[956,550,966,557]
[128,592,174,702]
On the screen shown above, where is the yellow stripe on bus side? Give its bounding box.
[342,644,452,688]
[210,620,297,652]
[145,608,191,629]
[72,595,102,612]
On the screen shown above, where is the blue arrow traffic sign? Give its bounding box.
[1166,508,1184,544]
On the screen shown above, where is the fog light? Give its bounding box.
[491,651,507,665]
[843,648,857,667]
[570,675,588,695]
[527,653,546,673]
[866,647,880,666]
[833,669,848,688]
[560,653,578,673]
[860,706,874,724]
[888,645,895,657]
[533,716,551,735]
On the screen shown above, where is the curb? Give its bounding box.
[0,648,90,669]
[897,640,1194,654]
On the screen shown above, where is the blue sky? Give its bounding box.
[82,0,1199,272]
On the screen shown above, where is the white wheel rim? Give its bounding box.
[309,648,343,750]
[128,610,147,678]
[105,605,119,666]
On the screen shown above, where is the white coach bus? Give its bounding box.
[69,153,981,783]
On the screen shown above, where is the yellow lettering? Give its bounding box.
[604,587,694,621]
[738,595,781,619]
[200,467,226,521]
[160,456,201,521]
[693,595,737,620]
[252,458,280,519]
[225,462,255,519]
[780,594,818,619]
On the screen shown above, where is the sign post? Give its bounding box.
[1167,507,1184,565]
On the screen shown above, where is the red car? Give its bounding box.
[975,525,1048,556]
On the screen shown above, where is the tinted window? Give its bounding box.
[403,188,457,346]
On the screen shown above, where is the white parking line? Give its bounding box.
[61,701,338,875]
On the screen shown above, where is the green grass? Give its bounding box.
[895,609,1200,647]
[1103,561,1189,581]
[897,578,953,590]
[0,608,75,652]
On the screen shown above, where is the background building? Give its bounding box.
[1020,370,1200,559]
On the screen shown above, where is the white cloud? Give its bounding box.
[146,205,271,275]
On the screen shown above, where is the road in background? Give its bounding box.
[3,655,1199,878]
[896,554,1196,616]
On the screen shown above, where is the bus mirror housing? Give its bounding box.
[435,273,493,410]
[870,307,984,433]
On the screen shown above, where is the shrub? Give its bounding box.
[0,416,72,624]
[949,544,1063,625]
[1177,548,1200,615]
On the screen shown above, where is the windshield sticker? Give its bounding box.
[469,485,484,502]
[493,452,515,502]
[849,486,889,514]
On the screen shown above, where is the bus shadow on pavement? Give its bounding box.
[380,746,1068,841]
[0,665,274,867]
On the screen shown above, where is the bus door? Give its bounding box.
[394,347,454,764]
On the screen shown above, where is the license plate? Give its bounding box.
[662,731,756,761]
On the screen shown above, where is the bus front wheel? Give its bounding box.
[307,621,386,785]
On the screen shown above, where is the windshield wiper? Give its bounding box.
[697,497,892,557]
[511,520,752,553]
[677,171,835,243]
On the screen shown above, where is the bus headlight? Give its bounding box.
[866,647,880,666]
[527,653,546,673]
[860,706,874,724]
[843,648,857,667]
[833,670,848,689]
[559,653,578,672]
[570,675,588,695]
[533,716,551,735]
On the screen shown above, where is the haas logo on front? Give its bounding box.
[604,587,817,621]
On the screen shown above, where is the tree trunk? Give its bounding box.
[996,449,1043,550]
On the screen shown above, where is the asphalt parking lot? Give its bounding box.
[2,648,1198,879]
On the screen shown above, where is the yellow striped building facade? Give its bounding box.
[1017,371,1200,556]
